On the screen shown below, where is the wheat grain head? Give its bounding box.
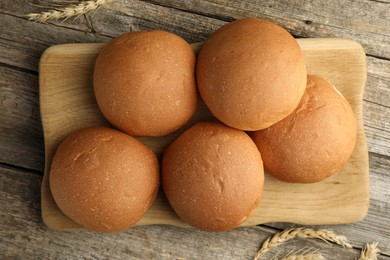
[26,0,113,23]
[358,242,380,260]
[254,227,352,260]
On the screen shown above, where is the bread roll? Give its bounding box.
[162,122,264,231]
[196,18,306,131]
[94,30,197,137]
[252,76,357,183]
[49,126,159,232]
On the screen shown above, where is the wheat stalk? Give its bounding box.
[26,0,113,23]
[358,242,380,260]
[254,227,352,260]
[276,247,325,260]
[280,253,325,260]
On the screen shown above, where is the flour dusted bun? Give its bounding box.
[253,76,357,183]
[197,18,306,131]
[94,30,197,137]
[49,126,159,232]
[162,122,264,231]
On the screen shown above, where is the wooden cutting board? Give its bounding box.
[40,38,369,231]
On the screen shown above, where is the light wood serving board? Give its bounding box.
[40,38,369,231]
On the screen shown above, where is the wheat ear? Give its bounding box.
[254,227,352,260]
[358,242,380,260]
[26,0,113,23]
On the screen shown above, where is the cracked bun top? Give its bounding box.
[252,75,357,183]
[49,126,159,232]
[196,18,307,131]
[94,30,197,137]
[162,122,264,231]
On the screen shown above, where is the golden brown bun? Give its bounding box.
[94,31,197,137]
[252,76,357,183]
[196,18,306,131]
[162,122,264,231]
[49,126,159,232]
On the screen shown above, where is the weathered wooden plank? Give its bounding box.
[365,125,390,158]
[1,165,388,259]
[2,0,390,70]
[137,0,390,59]
[0,13,112,72]
[1,0,221,43]
[362,57,390,157]
[0,66,44,172]
[4,0,390,59]
[266,152,390,256]
[364,101,390,157]
[365,56,390,108]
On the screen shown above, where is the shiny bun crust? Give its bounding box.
[252,76,357,183]
[196,18,306,131]
[162,122,264,231]
[49,126,160,232]
[94,30,197,137]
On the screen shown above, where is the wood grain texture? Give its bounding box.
[135,0,390,59]
[2,165,389,260]
[0,0,389,258]
[5,0,389,58]
[0,13,111,72]
[0,66,44,172]
[1,0,389,67]
[39,39,369,231]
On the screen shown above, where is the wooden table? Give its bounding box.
[1,1,389,259]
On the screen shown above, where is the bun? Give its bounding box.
[252,75,357,183]
[94,30,197,137]
[196,18,306,131]
[162,122,264,231]
[49,126,159,232]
